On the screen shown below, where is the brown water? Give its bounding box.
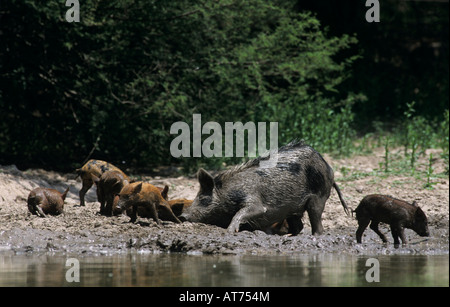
[0,252,448,287]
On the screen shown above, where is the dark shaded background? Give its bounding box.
[1,0,448,172]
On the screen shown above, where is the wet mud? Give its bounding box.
[0,148,448,256]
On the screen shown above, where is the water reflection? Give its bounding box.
[0,252,448,287]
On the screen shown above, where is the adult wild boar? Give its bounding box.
[180,141,349,234]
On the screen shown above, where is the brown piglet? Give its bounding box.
[93,170,130,216]
[27,187,69,217]
[116,182,181,224]
[354,194,429,246]
[75,159,127,207]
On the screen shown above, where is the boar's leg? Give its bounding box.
[98,194,107,215]
[227,202,266,233]
[391,224,407,246]
[142,202,161,225]
[286,216,303,236]
[370,221,388,243]
[128,203,138,223]
[305,196,325,235]
[356,218,370,243]
[104,194,115,216]
[79,179,93,207]
[35,205,47,218]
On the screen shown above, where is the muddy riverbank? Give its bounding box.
[1,147,448,256]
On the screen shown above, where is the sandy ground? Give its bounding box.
[0,147,448,256]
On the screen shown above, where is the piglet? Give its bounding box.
[27,187,69,217]
[93,170,130,216]
[354,194,429,246]
[75,159,127,207]
[116,182,181,224]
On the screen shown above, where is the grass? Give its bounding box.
[335,103,449,190]
[337,134,447,191]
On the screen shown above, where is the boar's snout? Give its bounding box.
[414,207,430,237]
[115,198,125,212]
[414,223,430,237]
[419,227,430,237]
[179,208,198,223]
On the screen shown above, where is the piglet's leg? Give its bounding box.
[370,221,388,243]
[147,202,161,225]
[391,225,407,247]
[356,218,370,243]
[79,179,93,207]
[36,206,46,218]
[227,203,266,233]
[129,204,138,223]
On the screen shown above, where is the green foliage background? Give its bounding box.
[0,0,448,172]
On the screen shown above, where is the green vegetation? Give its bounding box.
[338,104,448,190]
[0,0,448,176]
[424,153,436,190]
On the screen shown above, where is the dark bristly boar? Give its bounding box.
[94,170,130,216]
[354,194,429,245]
[116,182,181,224]
[75,159,127,207]
[27,187,69,217]
[180,140,350,235]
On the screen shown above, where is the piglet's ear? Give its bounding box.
[133,182,143,194]
[198,168,214,193]
[161,185,169,200]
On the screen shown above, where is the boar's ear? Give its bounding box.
[133,182,143,194]
[161,185,169,200]
[198,168,214,193]
[412,201,418,207]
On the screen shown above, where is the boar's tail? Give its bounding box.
[333,182,351,216]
